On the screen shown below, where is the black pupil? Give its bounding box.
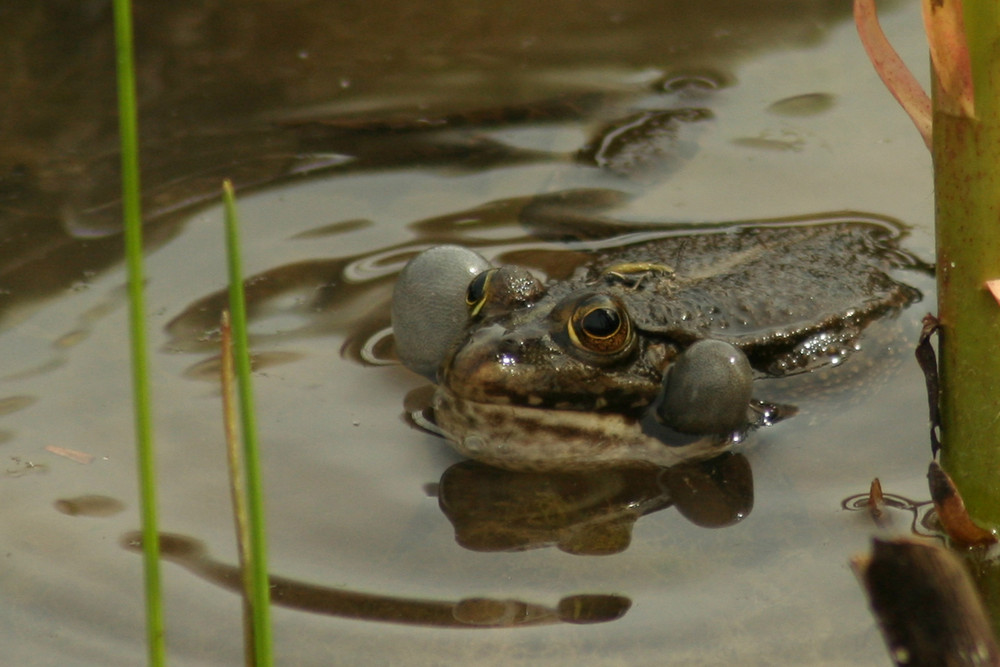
[581,307,620,337]
[466,271,489,305]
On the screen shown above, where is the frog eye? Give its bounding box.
[466,266,545,319]
[392,245,491,379]
[568,295,633,356]
[465,268,496,316]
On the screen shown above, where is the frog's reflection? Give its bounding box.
[435,452,753,556]
[120,532,630,628]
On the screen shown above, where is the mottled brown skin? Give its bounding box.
[433,218,921,470]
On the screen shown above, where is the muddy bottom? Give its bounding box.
[0,2,935,664]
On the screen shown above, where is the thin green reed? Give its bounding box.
[222,180,274,665]
[111,0,165,664]
[220,311,258,665]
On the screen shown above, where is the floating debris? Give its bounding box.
[868,478,886,520]
[44,445,95,465]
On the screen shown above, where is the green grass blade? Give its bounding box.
[222,180,273,665]
[220,311,258,666]
[111,0,165,664]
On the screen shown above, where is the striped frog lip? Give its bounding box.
[431,386,726,471]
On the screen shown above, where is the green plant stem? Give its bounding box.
[220,311,257,666]
[222,180,273,665]
[111,0,165,664]
[935,2,1000,529]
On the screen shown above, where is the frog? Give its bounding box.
[392,217,922,471]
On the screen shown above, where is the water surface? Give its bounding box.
[0,2,935,664]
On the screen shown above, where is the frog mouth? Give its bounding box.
[430,386,728,471]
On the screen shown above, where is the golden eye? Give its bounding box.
[568,294,633,355]
[465,269,495,316]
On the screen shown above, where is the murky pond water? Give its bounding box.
[1,1,937,664]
